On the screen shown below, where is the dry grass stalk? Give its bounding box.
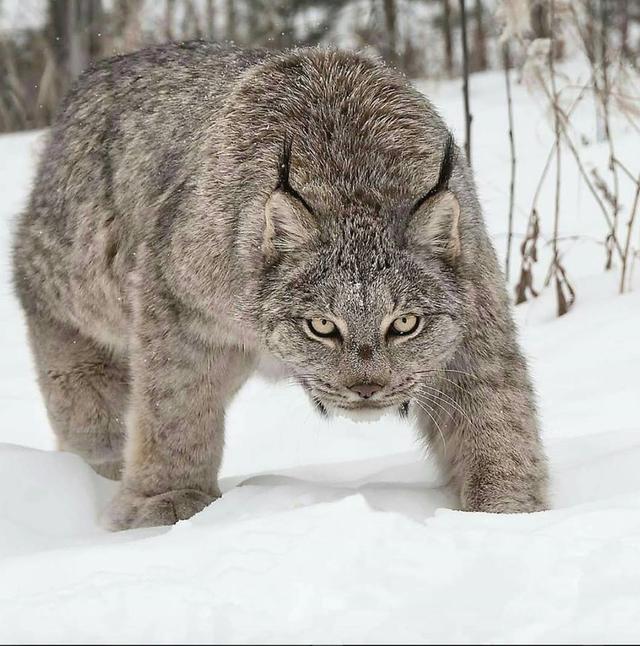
[506,1,639,313]
[515,210,540,305]
[503,42,517,281]
[547,0,575,316]
[459,0,473,164]
[620,173,640,293]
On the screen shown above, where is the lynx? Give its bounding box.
[12,43,548,529]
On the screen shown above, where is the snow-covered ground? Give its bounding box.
[1,68,639,643]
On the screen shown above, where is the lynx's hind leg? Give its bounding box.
[27,315,129,480]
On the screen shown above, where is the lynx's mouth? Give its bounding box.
[325,400,411,423]
[296,375,412,421]
[305,388,411,423]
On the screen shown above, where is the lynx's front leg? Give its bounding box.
[106,313,253,530]
[417,364,548,513]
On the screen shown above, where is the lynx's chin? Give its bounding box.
[328,405,392,424]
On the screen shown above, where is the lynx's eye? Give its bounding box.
[389,314,420,336]
[307,317,339,339]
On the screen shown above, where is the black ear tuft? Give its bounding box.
[411,132,457,214]
[276,135,314,215]
[278,135,293,192]
[437,131,457,191]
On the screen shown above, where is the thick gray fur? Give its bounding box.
[12,42,548,529]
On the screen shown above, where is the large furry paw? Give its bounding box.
[104,487,217,530]
[461,481,548,513]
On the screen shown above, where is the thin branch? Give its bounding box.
[620,173,640,293]
[503,42,516,282]
[548,0,575,316]
[549,4,561,269]
[599,0,620,270]
[612,157,638,184]
[459,0,472,164]
[513,77,592,308]
[533,68,625,260]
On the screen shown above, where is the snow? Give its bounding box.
[1,67,639,643]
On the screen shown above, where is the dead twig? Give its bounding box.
[459,0,472,164]
[533,67,625,261]
[620,173,640,293]
[548,0,574,317]
[514,79,591,306]
[503,42,516,281]
[515,211,540,305]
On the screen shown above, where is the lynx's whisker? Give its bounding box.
[417,384,476,430]
[412,399,448,457]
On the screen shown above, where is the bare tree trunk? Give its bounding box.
[442,0,453,76]
[280,4,295,49]
[459,0,472,164]
[67,1,89,81]
[472,0,487,72]
[226,0,237,42]
[619,0,630,61]
[530,0,550,39]
[0,37,29,132]
[382,0,398,64]
[593,0,606,142]
[113,0,143,52]
[504,44,516,282]
[47,0,68,81]
[183,0,202,39]
[246,1,259,45]
[47,0,102,96]
[165,0,176,41]
[206,0,216,40]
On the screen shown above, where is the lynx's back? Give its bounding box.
[12,43,272,346]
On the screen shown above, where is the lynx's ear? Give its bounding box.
[264,135,317,259]
[263,190,317,258]
[405,190,461,261]
[405,132,461,261]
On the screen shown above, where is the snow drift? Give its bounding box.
[1,67,639,643]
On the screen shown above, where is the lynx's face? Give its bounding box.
[259,135,462,416]
[262,239,464,416]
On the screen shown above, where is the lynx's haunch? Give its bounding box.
[12,43,548,529]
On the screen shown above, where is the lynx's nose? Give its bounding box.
[349,382,383,399]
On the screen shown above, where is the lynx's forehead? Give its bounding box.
[303,254,417,328]
[330,216,397,276]
[295,228,457,326]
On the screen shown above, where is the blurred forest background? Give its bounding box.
[1,0,639,313]
[1,0,638,133]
